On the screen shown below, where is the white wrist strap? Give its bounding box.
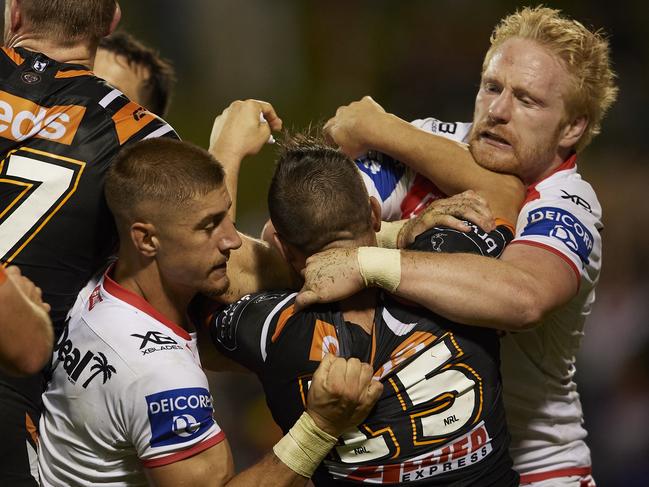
[273,412,337,478]
[357,247,401,292]
[376,220,404,249]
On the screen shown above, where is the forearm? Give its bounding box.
[366,114,523,221]
[225,454,307,487]
[210,149,242,220]
[396,250,543,330]
[220,233,298,303]
[0,280,53,375]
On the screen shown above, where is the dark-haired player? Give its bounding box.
[200,135,519,486]
[95,31,176,117]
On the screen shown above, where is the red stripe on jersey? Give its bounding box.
[102,269,192,341]
[54,69,94,79]
[140,430,226,468]
[112,101,156,145]
[508,240,581,288]
[520,466,592,484]
[1,47,25,65]
[524,153,577,205]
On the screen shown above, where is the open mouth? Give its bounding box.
[481,131,512,148]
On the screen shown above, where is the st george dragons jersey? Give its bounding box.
[356,117,471,221]
[210,223,519,486]
[39,270,225,486]
[0,47,178,330]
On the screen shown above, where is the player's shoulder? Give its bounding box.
[77,282,190,373]
[214,291,297,352]
[524,159,602,224]
[410,116,473,143]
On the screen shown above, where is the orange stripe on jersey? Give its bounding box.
[495,217,515,234]
[0,90,86,145]
[54,69,94,79]
[112,102,156,145]
[308,320,339,361]
[0,265,6,284]
[25,413,39,445]
[271,304,296,342]
[1,47,25,65]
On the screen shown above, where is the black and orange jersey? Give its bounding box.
[210,223,519,486]
[0,47,178,330]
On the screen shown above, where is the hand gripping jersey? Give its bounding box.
[356,115,602,481]
[0,46,178,485]
[38,270,225,486]
[502,154,602,482]
[356,117,471,220]
[210,223,519,486]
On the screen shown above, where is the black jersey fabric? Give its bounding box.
[211,223,520,486]
[0,47,178,485]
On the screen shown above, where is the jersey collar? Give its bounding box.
[102,267,192,341]
[524,153,577,204]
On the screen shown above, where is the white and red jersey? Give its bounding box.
[356,117,471,220]
[38,270,225,486]
[502,154,601,481]
[358,117,601,483]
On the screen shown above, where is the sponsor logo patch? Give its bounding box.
[146,387,214,447]
[521,206,593,264]
[131,330,182,355]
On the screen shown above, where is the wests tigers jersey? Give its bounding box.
[210,224,518,486]
[0,47,178,329]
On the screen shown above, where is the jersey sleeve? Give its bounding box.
[209,291,298,375]
[124,364,225,468]
[98,88,179,145]
[356,117,473,221]
[511,185,602,284]
[408,221,514,258]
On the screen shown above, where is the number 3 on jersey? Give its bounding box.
[0,147,85,263]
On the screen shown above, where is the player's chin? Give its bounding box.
[470,141,518,174]
[202,275,230,298]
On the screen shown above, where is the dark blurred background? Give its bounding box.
[36,0,649,484]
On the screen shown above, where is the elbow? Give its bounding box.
[506,287,547,331]
[15,321,53,376]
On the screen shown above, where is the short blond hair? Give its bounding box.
[484,6,618,152]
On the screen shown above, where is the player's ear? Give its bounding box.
[274,235,306,274]
[106,1,121,36]
[369,196,382,233]
[558,114,588,151]
[8,0,23,34]
[130,222,158,258]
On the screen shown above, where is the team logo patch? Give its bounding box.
[521,207,593,265]
[146,387,214,447]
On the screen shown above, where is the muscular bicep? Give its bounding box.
[500,242,579,315]
[145,440,234,487]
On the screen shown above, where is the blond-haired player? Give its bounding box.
[302,6,618,486]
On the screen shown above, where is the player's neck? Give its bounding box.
[7,34,96,68]
[340,288,378,334]
[112,260,193,330]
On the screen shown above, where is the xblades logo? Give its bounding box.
[132,331,177,349]
[131,331,181,356]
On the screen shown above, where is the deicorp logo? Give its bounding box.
[0,90,85,145]
[522,206,594,265]
[146,387,214,447]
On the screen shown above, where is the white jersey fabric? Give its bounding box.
[503,153,601,480]
[359,119,601,482]
[38,270,225,486]
[356,117,471,220]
